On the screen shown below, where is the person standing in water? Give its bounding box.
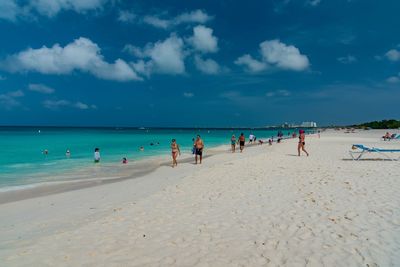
[171,139,181,167]
[239,133,245,152]
[298,130,309,156]
[94,148,101,163]
[231,135,236,153]
[195,135,204,164]
[66,149,71,158]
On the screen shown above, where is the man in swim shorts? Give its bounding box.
[239,133,245,152]
[195,135,204,164]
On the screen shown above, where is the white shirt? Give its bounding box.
[94,151,100,160]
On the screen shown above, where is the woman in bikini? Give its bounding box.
[298,130,309,156]
[231,135,236,153]
[171,139,181,167]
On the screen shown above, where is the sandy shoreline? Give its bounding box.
[1,130,399,266]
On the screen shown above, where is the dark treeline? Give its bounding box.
[351,119,400,129]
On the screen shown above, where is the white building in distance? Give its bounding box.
[300,121,317,128]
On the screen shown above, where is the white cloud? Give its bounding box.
[118,10,135,23]
[235,39,309,72]
[8,90,25,97]
[183,92,194,98]
[28,83,55,94]
[129,35,186,75]
[260,40,309,71]
[174,10,212,24]
[0,90,24,110]
[266,90,291,97]
[143,16,170,29]
[42,99,70,109]
[0,0,19,22]
[337,55,357,64]
[2,37,141,81]
[234,54,268,73]
[194,55,220,75]
[188,25,218,53]
[306,0,321,6]
[386,76,400,83]
[43,99,97,110]
[0,0,108,21]
[142,9,212,29]
[123,44,147,58]
[385,49,400,61]
[30,0,108,17]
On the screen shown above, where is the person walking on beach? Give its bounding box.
[231,135,236,153]
[298,130,309,156]
[94,148,101,163]
[195,135,204,164]
[239,133,245,152]
[171,139,181,167]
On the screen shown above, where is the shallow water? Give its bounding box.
[0,127,306,188]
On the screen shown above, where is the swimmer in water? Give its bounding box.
[66,149,71,158]
[139,146,144,151]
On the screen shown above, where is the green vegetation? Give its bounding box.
[353,119,400,129]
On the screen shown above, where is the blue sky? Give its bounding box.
[0,0,399,127]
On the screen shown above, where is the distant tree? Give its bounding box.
[354,119,400,129]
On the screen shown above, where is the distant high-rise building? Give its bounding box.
[300,121,317,128]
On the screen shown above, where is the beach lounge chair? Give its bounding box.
[349,144,400,161]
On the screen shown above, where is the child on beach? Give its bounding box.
[94,148,100,163]
[231,135,236,152]
[122,157,128,164]
[171,139,181,167]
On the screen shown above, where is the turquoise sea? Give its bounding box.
[0,127,308,189]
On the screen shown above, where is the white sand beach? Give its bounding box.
[1,130,399,266]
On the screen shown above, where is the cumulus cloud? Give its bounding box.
[0,90,24,110]
[2,37,141,81]
[337,55,357,64]
[188,25,218,53]
[129,35,186,75]
[234,54,268,72]
[194,55,220,75]
[385,49,400,61]
[43,99,97,110]
[0,0,108,21]
[235,39,309,72]
[141,9,212,29]
[28,83,55,94]
[260,40,309,71]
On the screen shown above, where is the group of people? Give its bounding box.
[90,130,310,167]
[171,135,204,167]
[382,132,398,141]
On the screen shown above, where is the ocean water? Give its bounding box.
[0,127,307,189]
